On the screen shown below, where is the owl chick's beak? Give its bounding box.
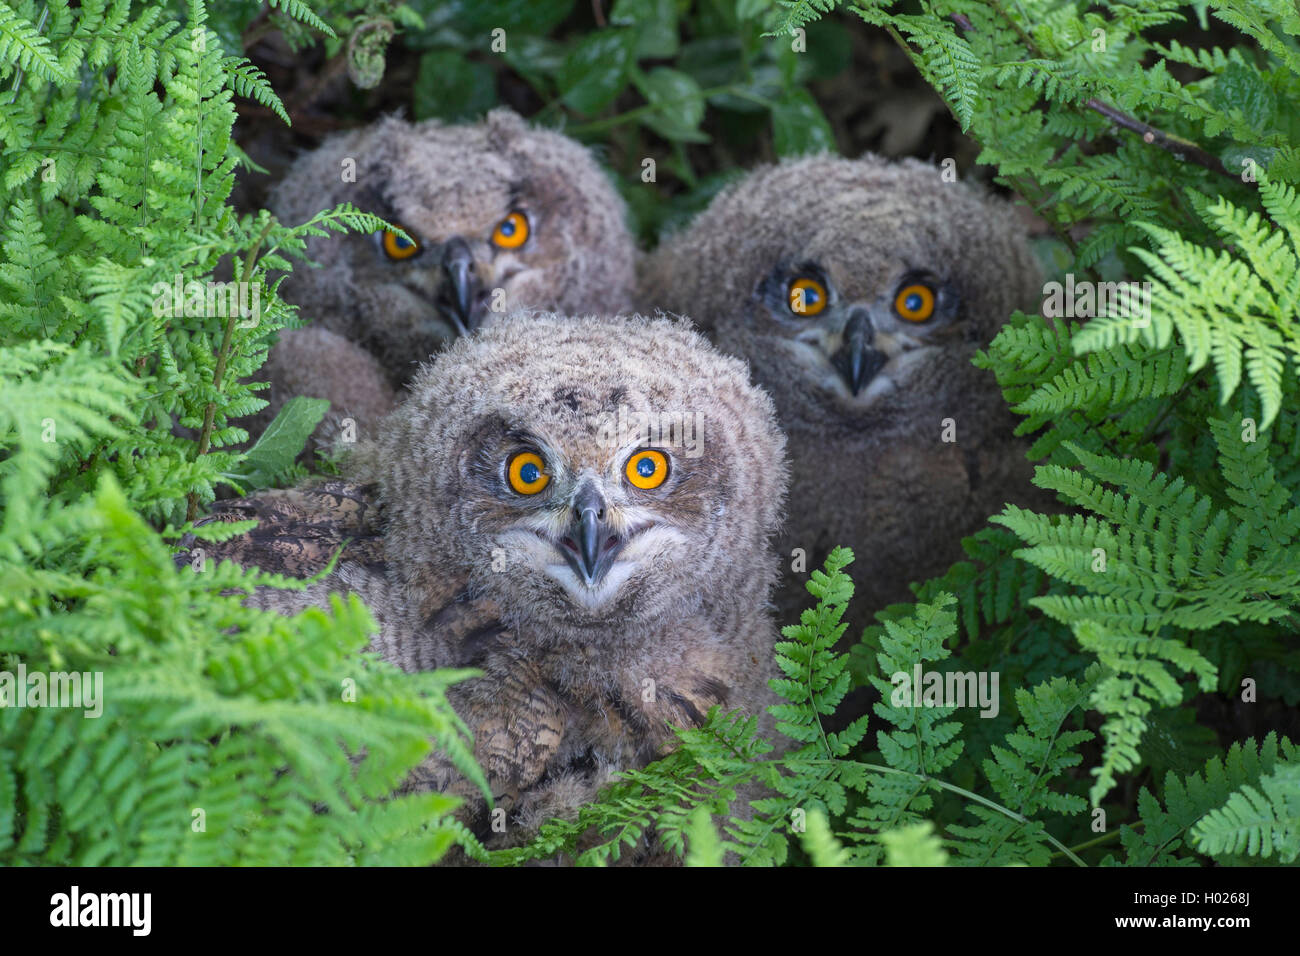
[439,237,482,336]
[831,307,888,396]
[562,485,621,586]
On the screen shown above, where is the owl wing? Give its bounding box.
[183,482,571,840]
[177,479,385,578]
[397,604,568,834]
[404,658,567,838]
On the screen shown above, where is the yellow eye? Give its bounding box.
[380,226,420,260]
[895,283,936,322]
[492,211,530,249]
[788,277,828,316]
[625,449,669,490]
[507,451,550,495]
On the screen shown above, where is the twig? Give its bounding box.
[947,7,1236,180]
[1084,98,1231,177]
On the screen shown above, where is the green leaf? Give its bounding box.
[1191,761,1300,862]
[1209,61,1278,132]
[802,18,853,80]
[677,36,745,90]
[0,1,71,84]
[501,35,567,95]
[636,67,709,142]
[770,88,835,155]
[801,808,851,866]
[610,0,679,59]
[414,50,497,122]
[880,821,949,866]
[453,0,575,35]
[559,30,636,115]
[234,396,329,489]
[683,805,725,866]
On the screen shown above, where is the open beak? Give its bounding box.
[830,307,888,396]
[439,236,480,336]
[561,485,621,586]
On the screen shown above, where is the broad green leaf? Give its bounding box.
[426,0,575,35]
[560,30,637,115]
[502,35,567,95]
[770,88,835,155]
[636,67,709,142]
[234,396,329,489]
[677,36,745,90]
[1210,61,1277,132]
[611,0,679,59]
[414,50,497,122]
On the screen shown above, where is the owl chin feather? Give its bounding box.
[539,523,688,615]
[542,560,639,611]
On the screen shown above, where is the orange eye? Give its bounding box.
[492,211,530,249]
[788,277,828,316]
[380,226,420,260]
[895,283,935,322]
[507,451,550,495]
[625,449,669,490]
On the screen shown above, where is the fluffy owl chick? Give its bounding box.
[250,326,399,455]
[267,107,638,392]
[640,155,1044,626]
[188,312,787,848]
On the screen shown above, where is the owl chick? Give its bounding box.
[247,108,639,456]
[265,105,636,396]
[639,155,1045,627]
[186,312,787,849]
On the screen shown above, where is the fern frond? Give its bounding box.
[1117,734,1298,865]
[0,0,68,84]
[1191,760,1300,862]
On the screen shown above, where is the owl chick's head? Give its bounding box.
[270,109,637,385]
[360,312,786,633]
[641,155,1040,428]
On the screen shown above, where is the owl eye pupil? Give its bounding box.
[905,293,922,312]
[500,219,516,236]
[520,462,540,484]
[636,457,655,478]
[394,235,411,248]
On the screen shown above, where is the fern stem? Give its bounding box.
[802,759,1089,866]
[1050,823,1133,859]
[1016,705,1075,817]
[4,3,48,104]
[808,611,840,761]
[985,0,1038,56]
[977,698,1084,865]
[907,768,1086,866]
[186,217,275,521]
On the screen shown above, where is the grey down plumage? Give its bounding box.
[188,312,788,850]
[254,108,639,450]
[639,154,1050,629]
